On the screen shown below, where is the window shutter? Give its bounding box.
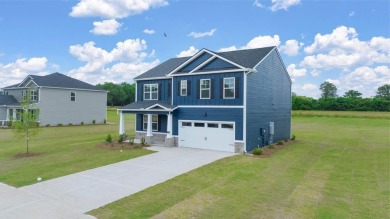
[168,82,171,97]
[177,80,181,95]
[140,85,143,101]
[187,80,191,95]
[235,77,239,98]
[158,83,162,100]
[220,78,224,98]
[210,79,214,99]
[196,80,200,99]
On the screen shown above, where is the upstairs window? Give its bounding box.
[223,77,235,99]
[30,90,38,101]
[70,92,76,101]
[144,84,158,100]
[143,114,158,131]
[180,80,187,96]
[200,79,211,99]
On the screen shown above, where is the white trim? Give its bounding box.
[180,80,187,96]
[200,79,211,99]
[119,109,173,112]
[38,86,108,93]
[171,77,174,105]
[189,56,216,73]
[143,114,158,132]
[168,50,207,76]
[172,69,246,77]
[177,105,243,108]
[243,72,247,152]
[143,84,158,100]
[25,80,38,88]
[135,83,138,102]
[136,130,176,136]
[146,103,169,110]
[235,140,244,143]
[134,76,171,81]
[18,76,33,87]
[223,77,235,99]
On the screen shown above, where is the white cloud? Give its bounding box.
[280,39,303,56]
[0,57,48,88]
[270,0,301,12]
[310,69,320,77]
[70,0,168,19]
[302,83,317,91]
[188,28,217,39]
[253,0,264,8]
[218,46,238,52]
[287,64,307,78]
[349,11,355,17]
[292,83,320,98]
[90,19,122,35]
[176,46,199,57]
[325,79,340,86]
[301,26,390,69]
[68,38,159,85]
[143,29,155,34]
[219,35,281,52]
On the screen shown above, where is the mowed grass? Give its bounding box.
[90,116,389,218]
[0,109,152,187]
[293,110,390,119]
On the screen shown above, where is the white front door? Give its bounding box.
[178,120,235,152]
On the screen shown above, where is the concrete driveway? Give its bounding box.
[0,146,234,218]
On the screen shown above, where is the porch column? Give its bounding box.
[6,109,10,121]
[166,113,173,138]
[119,111,125,135]
[146,114,153,136]
[12,109,16,120]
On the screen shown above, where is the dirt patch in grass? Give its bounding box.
[254,139,295,158]
[14,153,42,159]
[97,142,149,150]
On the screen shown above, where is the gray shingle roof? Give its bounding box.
[0,95,20,106]
[134,46,276,80]
[121,101,177,110]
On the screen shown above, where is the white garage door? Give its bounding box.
[178,120,235,152]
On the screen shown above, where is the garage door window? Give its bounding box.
[143,115,158,131]
[182,122,192,127]
[207,123,218,128]
[194,122,205,127]
[221,123,234,129]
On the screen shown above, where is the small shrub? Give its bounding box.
[118,134,127,143]
[129,138,134,145]
[92,119,96,125]
[268,144,275,149]
[57,123,63,126]
[80,121,84,125]
[105,134,112,143]
[291,134,296,141]
[45,124,50,127]
[284,139,288,142]
[104,119,107,124]
[68,123,73,126]
[252,148,263,155]
[277,141,284,145]
[140,137,146,145]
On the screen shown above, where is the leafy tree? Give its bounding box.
[343,90,362,98]
[97,82,136,106]
[120,82,136,104]
[12,91,40,154]
[320,82,338,98]
[376,84,390,100]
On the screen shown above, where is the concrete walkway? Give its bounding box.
[0,146,234,218]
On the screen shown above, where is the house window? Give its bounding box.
[144,84,158,100]
[180,80,187,96]
[143,114,158,131]
[224,77,235,99]
[70,92,76,101]
[22,91,27,100]
[200,79,210,99]
[30,90,38,101]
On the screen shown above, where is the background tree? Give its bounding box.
[96,82,134,106]
[12,91,40,154]
[343,90,362,98]
[320,82,338,98]
[376,84,390,100]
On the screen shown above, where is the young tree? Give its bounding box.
[344,90,362,98]
[376,84,390,100]
[320,82,338,98]
[12,91,40,154]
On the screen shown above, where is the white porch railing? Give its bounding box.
[0,120,11,127]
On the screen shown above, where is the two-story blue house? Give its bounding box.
[118,46,291,153]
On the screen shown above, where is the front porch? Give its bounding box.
[0,108,20,127]
[118,101,178,147]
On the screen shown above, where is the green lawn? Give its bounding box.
[90,116,389,218]
[293,110,390,119]
[0,110,152,187]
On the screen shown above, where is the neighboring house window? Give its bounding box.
[180,80,187,96]
[30,90,38,101]
[223,77,235,99]
[144,84,158,100]
[70,92,76,101]
[200,79,211,99]
[143,114,158,131]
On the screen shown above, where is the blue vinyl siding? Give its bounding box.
[246,49,291,152]
[199,58,236,71]
[172,107,243,141]
[177,53,212,73]
[137,79,171,102]
[136,113,167,133]
[173,72,244,105]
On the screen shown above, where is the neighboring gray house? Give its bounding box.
[0,73,107,126]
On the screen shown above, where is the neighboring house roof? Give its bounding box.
[3,73,106,91]
[134,46,275,80]
[121,101,177,111]
[0,95,20,107]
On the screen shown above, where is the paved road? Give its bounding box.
[0,146,234,218]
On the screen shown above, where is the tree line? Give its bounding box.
[96,82,136,106]
[293,83,390,111]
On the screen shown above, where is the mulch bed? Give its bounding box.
[97,142,149,150]
[14,153,41,159]
[253,139,296,158]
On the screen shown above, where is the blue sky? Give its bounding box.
[0,0,389,98]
